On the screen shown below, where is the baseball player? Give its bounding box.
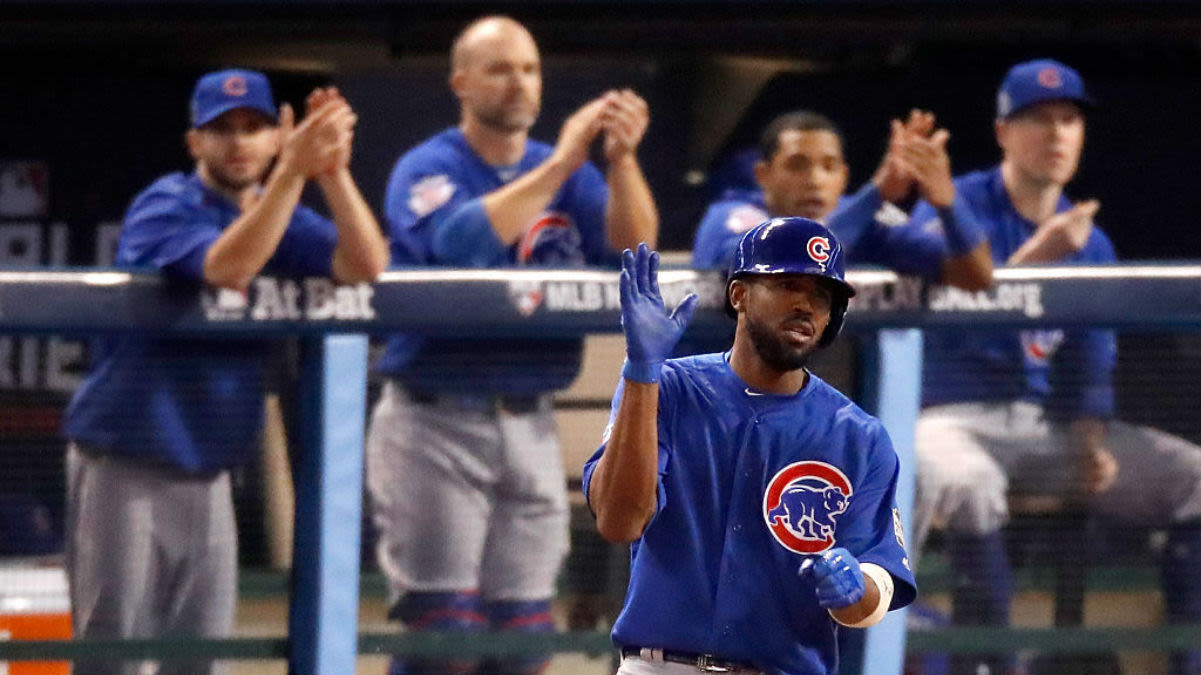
[909,59,1201,675]
[585,218,917,675]
[62,70,387,675]
[365,15,657,674]
[692,110,993,292]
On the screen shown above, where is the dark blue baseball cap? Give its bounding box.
[190,69,279,128]
[996,59,1093,119]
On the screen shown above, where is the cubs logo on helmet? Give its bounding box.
[763,460,853,555]
[806,236,831,270]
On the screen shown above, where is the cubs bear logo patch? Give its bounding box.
[518,212,583,265]
[763,461,852,554]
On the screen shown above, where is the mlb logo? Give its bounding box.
[726,205,767,235]
[408,174,456,218]
[507,280,544,317]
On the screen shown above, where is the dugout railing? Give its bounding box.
[0,263,1200,674]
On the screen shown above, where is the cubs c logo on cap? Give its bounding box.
[222,75,248,97]
[763,461,853,555]
[1037,67,1062,89]
[807,236,831,271]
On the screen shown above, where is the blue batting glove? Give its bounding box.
[799,547,866,609]
[619,243,699,383]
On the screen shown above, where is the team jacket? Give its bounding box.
[374,127,616,394]
[582,354,917,675]
[914,166,1117,419]
[63,172,337,473]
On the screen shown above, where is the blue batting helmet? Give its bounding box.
[727,217,855,348]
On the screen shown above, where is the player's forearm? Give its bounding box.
[828,575,881,626]
[829,563,893,628]
[203,166,306,291]
[591,381,660,543]
[940,241,994,291]
[605,155,659,250]
[481,155,576,245]
[319,170,390,282]
[931,198,993,290]
[1070,417,1108,449]
[1007,226,1073,265]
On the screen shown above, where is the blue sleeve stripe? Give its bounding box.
[828,181,883,253]
[938,198,987,256]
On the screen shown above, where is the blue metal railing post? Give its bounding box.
[289,334,368,674]
[859,328,923,675]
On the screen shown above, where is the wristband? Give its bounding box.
[937,199,986,256]
[622,359,663,384]
[831,562,894,628]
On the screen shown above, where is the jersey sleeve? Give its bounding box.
[837,422,918,610]
[269,204,338,277]
[1051,328,1117,419]
[691,200,767,270]
[559,161,613,266]
[581,376,671,521]
[383,149,506,267]
[116,187,221,281]
[825,182,884,256]
[851,194,986,283]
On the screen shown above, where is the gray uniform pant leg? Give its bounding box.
[66,444,237,675]
[1089,420,1201,526]
[912,403,1013,552]
[365,383,569,607]
[914,401,1201,554]
[480,399,570,601]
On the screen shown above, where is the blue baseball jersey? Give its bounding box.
[914,166,1117,418]
[63,171,338,473]
[375,127,615,394]
[691,182,949,281]
[582,354,917,675]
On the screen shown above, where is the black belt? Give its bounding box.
[406,388,542,414]
[621,647,758,673]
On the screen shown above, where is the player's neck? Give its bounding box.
[1001,160,1064,226]
[460,118,527,166]
[728,343,809,395]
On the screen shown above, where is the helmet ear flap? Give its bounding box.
[818,293,850,349]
